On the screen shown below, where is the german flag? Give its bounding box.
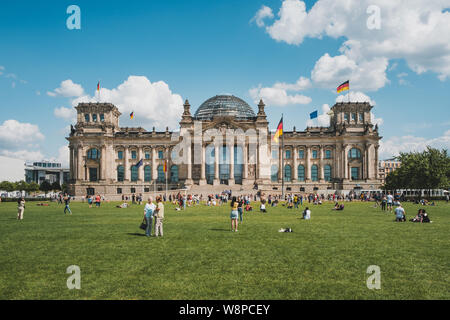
[97,81,100,92]
[130,112,134,120]
[163,160,167,173]
[337,80,349,93]
[272,117,283,143]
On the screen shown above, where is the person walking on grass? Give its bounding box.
[17,197,25,220]
[63,194,72,215]
[237,196,244,224]
[154,196,165,237]
[144,197,156,237]
[230,196,239,232]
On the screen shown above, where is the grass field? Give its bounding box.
[0,199,449,300]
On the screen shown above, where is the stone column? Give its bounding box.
[101,145,107,181]
[293,146,298,183]
[214,144,220,185]
[343,145,349,181]
[374,145,379,180]
[69,146,74,181]
[186,143,193,184]
[77,145,84,181]
[138,147,143,181]
[305,146,311,181]
[229,143,235,185]
[243,143,248,180]
[124,147,130,181]
[199,144,206,185]
[319,146,324,182]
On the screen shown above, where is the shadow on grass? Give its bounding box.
[127,233,147,237]
[209,228,231,232]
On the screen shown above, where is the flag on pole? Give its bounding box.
[97,81,100,92]
[337,80,349,93]
[272,117,283,143]
[130,112,134,120]
[163,160,167,173]
[310,110,318,119]
[135,159,143,168]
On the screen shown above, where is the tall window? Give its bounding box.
[348,148,362,159]
[298,165,305,181]
[131,166,138,182]
[92,114,98,122]
[284,165,292,182]
[89,168,98,182]
[344,113,349,122]
[145,151,150,160]
[117,165,124,182]
[170,165,179,183]
[325,150,332,159]
[100,114,105,122]
[285,150,291,159]
[271,165,278,182]
[351,113,356,121]
[158,150,164,159]
[324,165,332,181]
[157,165,164,182]
[299,150,304,159]
[87,148,100,160]
[144,165,151,182]
[312,150,318,159]
[118,151,123,159]
[351,167,360,180]
[311,165,318,181]
[131,151,137,159]
[84,114,90,122]
[358,113,364,122]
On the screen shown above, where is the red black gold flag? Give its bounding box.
[337,80,349,93]
[273,117,283,143]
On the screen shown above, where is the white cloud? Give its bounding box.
[306,104,331,127]
[0,150,44,161]
[0,120,44,149]
[54,106,77,122]
[251,5,274,27]
[258,0,450,86]
[249,76,312,106]
[0,156,26,182]
[371,112,383,126]
[311,53,389,91]
[48,79,84,97]
[69,75,184,130]
[48,145,69,168]
[379,130,450,159]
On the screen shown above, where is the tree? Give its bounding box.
[27,182,40,195]
[40,180,52,195]
[51,182,61,192]
[383,147,450,197]
[0,181,15,192]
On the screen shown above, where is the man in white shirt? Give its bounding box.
[387,193,394,212]
[144,197,156,237]
[394,203,406,222]
[154,196,165,237]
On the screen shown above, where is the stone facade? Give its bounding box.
[67,96,382,198]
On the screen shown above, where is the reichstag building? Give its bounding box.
[67,95,382,198]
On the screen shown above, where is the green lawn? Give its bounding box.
[0,199,449,300]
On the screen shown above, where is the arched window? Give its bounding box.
[284,165,292,182]
[87,148,100,160]
[131,166,138,182]
[157,165,165,183]
[117,165,124,182]
[271,165,278,182]
[324,165,332,181]
[144,165,151,182]
[170,165,179,183]
[298,165,305,181]
[348,148,362,159]
[311,165,318,181]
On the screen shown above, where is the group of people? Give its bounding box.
[394,204,432,223]
[143,196,165,237]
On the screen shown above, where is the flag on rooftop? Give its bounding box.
[310,110,318,119]
[272,117,283,143]
[337,80,349,94]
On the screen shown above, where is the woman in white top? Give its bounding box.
[303,207,311,220]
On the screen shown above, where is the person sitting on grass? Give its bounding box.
[410,209,431,223]
[116,202,128,208]
[302,207,311,220]
[332,202,344,211]
[245,203,253,211]
[260,201,267,213]
[394,203,406,222]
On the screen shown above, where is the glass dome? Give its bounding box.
[194,95,256,120]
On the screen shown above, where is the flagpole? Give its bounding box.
[165,160,168,202]
[281,113,285,200]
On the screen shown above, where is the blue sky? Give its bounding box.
[0,0,449,179]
